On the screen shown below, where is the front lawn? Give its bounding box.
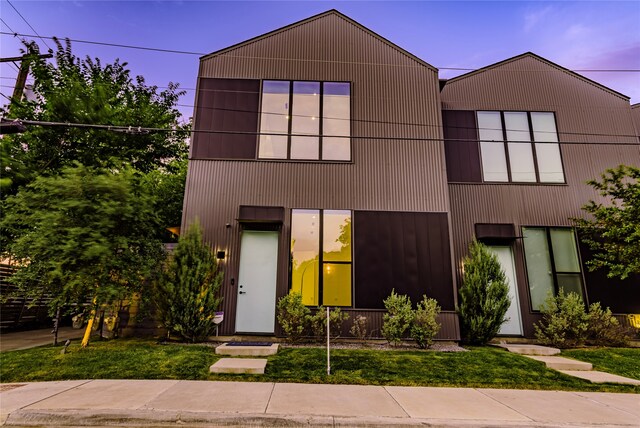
[562,348,640,380]
[0,339,216,382]
[1,339,638,393]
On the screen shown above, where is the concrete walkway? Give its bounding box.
[1,380,638,427]
[496,343,640,385]
[0,327,85,352]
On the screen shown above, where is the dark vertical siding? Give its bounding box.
[191,78,260,159]
[183,13,455,336]
[441,54,640,337]
[304,309,459,341]
[354,211,454,310]
[578,239,640,313]
[442,110,482,182]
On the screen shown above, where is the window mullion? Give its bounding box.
[319,82,324,160]
[500,112,512,182]
[528,112,541,183]
[318,210,324,306]
[286,81,293,160]
[545,228,560,295]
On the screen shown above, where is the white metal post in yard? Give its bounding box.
[326,306,331,375]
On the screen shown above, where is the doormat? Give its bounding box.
[226,342,273,346]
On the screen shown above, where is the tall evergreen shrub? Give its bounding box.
[458,241,510,345]
[155,222,223,342]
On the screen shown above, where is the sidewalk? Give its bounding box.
[0,327,84,352]
[1,380,638,427]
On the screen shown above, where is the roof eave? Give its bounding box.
[445,52,630,101]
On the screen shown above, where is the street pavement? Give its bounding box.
[1,379,638,427]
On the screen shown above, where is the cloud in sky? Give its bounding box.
[523,6,553,33]
[517,2,640,102]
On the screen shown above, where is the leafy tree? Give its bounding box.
[458,241,510,345]
[574,165,640,280]
[142,155,188,241]
[154,222,223,343]
[1,38,188,199]
[1,163,165,333]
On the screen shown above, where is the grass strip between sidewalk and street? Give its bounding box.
[1,338,638,393]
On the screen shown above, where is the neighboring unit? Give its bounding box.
[182,10,640,340]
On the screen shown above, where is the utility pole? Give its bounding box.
[1,52,52,104]
[0,52,52,134]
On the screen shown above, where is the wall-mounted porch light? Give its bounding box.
[216,251,226,260]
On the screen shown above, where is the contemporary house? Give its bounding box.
[182,10,640,340]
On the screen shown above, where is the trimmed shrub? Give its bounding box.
[534,290,589,348]
[276,292,310,343]
[382,290,414,346]
[308,306,350,340]
[586,302,630,347]
[458,241,511,345]
[154,222,223,343]
[350,315,368,340]
[410,296,441,349]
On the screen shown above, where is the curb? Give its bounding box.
[4,409,636,428]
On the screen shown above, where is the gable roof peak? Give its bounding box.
[446,51,629,100]
[199,9,436,71]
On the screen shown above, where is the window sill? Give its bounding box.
[448,181,569,186]
[190,157,354,164]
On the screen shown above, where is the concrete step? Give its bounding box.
[209,358,267,374]
[527,355,592,371]
[496,344,560,356]
[559,370,640,385]
[215,343,279,356]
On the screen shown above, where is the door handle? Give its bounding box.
[239,291,246,294]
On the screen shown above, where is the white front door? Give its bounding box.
[488,246,524,336]
[235,231,279,333]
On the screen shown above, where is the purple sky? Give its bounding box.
[1,1,639,122]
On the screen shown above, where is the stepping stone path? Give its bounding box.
[496,343,640,385]
[215,343,279,356]
[209,342,279,374]
[210,358,267,374]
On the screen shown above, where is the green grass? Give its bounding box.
[563,348,640,380]
[0,339,217,382]
[1,339,638,393]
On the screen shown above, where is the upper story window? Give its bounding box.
[258,81,351,161]
[477,111,565,183]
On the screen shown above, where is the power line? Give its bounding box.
[0,31,203,56]
[5,0,52,50]
[0,17,31,75]
[1,86,635,140]
[0,92,12,101]
[173,103,640,140]
[1,31,639,73]
[0,17,18,34]
[7,118,640,146]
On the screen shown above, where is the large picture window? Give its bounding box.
[477,111,564,183]
[290,209,352,306]
[522,227,584,310]
[259,81,351,161]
